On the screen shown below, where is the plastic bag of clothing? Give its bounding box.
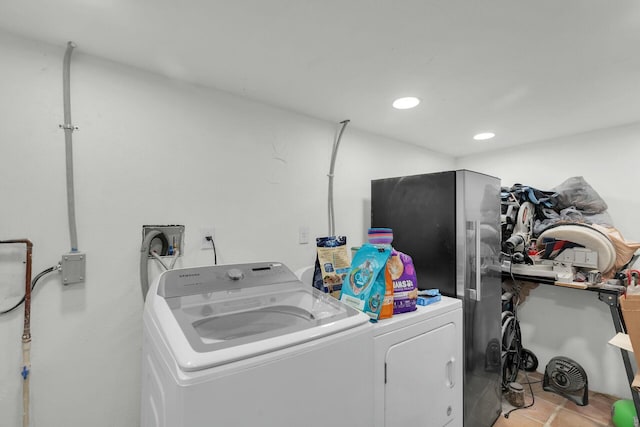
[551,176,608,214]
[534,207,614,236]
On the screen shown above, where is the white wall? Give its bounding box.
[457,122,640,399]
[3,28,637,426]
[0,31,454,426]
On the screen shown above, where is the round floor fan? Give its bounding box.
[543,356,589,406]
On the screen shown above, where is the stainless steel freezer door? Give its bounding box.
[455,170,502,427]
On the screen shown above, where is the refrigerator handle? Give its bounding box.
[470,220,482,301]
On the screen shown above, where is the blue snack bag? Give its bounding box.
[340,243,391,321]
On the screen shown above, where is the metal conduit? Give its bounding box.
[327,119,350,237]
[61,41,79,252]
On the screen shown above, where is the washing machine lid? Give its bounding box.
[151,262,369,371]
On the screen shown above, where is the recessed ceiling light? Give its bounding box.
[473,132,495,141]
[392,97,420,110]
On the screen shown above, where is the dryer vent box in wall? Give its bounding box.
[142,225,185,258]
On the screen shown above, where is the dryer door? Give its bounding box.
[385,322,459,427]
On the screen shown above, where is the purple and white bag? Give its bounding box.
[387,249,418,313]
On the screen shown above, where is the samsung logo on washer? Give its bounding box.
[178,272,203,287]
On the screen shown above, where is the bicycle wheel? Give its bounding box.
[501,314,521,389]
[501,314,517,351]
[502,350,521,389]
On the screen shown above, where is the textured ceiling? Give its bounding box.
[1,0,639,156]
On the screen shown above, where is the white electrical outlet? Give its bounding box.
[200,227,216,250]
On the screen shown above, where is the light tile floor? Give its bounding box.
[492,371,620,427]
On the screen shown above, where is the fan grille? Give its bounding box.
[546,357,587,392]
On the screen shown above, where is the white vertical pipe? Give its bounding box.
[327,120,350,236]
[62,41,79,252]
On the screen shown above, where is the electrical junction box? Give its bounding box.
[61,252,86,285]
[142,225,185,258]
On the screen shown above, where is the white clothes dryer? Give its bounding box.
[373,297,463,427]
[141,262,374,427]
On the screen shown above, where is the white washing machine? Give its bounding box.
[373,296,463,427]
[141,262,374,427]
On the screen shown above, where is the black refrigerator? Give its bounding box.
[371,169,502,427]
